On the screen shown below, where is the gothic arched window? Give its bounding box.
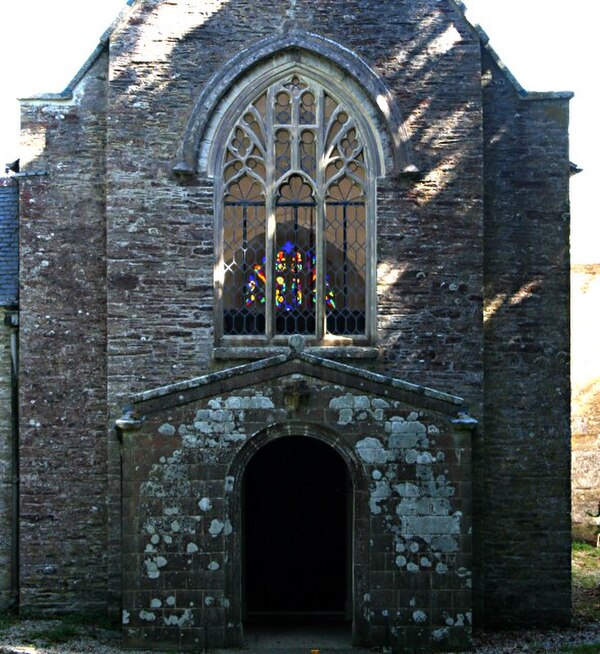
[216,72,375,345]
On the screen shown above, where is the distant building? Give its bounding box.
[571,263,600,541]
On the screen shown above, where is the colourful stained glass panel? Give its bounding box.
[245,245,336,312]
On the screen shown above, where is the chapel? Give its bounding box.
[0,0,573,651]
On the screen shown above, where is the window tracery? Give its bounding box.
[219,73,372,344]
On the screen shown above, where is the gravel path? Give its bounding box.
[472,620,600,653]
[0,618,599,654]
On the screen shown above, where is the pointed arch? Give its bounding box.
[173,31,418,177]
[222,422,371,645]
[214,68,376,344]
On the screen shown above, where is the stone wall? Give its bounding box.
[0,318,14,610]
[18,52,109,614]
[0,179,19,306]
[571,264,600,537]
[103,0,485,614]
[481,46,572,625]
[120,353,473,652]
[103,0,484,398]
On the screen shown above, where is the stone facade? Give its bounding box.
[0,319,14,611]
[4,0,573,651]
[18,50,109,613]
[480,45,572,625]
[121,349,473,651]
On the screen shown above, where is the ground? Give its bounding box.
[0,542,598,654]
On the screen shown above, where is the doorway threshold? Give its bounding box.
[230,619,373,653]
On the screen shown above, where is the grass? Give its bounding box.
[561,645,600,654]
[572,540,600,623]
[563,542,600,654]
[0,611,19,631]
[24,612,120,644]
[58,611,118,631]
[0,609,119,646]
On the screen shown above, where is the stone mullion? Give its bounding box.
[366,166,376,344]
[290,87,300,173]
[264,86,276,341]
[316,85,326,340]
[215,136,227,342]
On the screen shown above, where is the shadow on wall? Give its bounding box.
[15,0,571,627]
[21,0,485,345]
[87,0,483,393]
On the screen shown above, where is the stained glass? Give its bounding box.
[245,246,336,312]
[221,73,369,340]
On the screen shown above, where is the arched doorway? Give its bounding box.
[243,435,352,623]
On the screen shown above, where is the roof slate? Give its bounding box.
[0,180,19,306]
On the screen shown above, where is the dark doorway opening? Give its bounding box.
[243,435,351,622]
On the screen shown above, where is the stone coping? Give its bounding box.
[117,337,475,427]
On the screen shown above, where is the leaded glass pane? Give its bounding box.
[274,176,316,336]
[275,129,291,177]
[223,175,266,336]
[222,95,267,336]
[299,91,316,125]
[274,91,291,124]
[299,130,316,178]
[220,73,370,341]
[324,94,367,337]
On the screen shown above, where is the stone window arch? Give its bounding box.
[216,71,374,344]
[176,34,417,350]
[211,65,385,347]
